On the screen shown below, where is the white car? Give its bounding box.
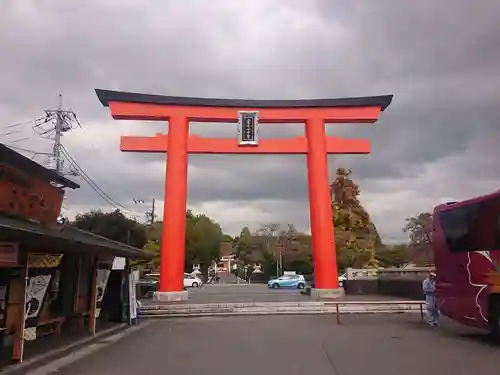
[184,273,203,288]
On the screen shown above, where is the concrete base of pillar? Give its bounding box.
[153,290,188,302]
[313,288,345,299]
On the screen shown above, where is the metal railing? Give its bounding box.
[325,300,426,324]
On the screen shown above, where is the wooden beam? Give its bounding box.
[120,135,370,154]
[109,102,382,123]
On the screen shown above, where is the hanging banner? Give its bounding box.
[27,254,63,269]
[25,274,52,320]
[95,269,110,318]
[128,269,139,321]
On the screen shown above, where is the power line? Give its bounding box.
[60,145,133,212]
[133,198,156,224]
[60,145,140,216]
[9,137,30,144]
[0,130,21,137]
[2,117,44,129]
[3,144,52,156]
[24,96,139,220]
[43,94,81,176]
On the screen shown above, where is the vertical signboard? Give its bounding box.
[128,269,139,324]
[238,111,259,146]
[95,268,111,319]
[25,274,52,320]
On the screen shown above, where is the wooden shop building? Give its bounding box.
[0,144,151,364]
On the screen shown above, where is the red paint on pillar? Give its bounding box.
[160,116,189,292]
[305,118,339,289]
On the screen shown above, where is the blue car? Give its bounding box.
[268,275,306,289]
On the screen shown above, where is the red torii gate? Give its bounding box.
[96,89,392,301]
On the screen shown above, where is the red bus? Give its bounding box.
[433,191,500,338]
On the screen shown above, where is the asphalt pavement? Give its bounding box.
[48,314,500,375]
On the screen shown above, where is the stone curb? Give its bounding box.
[141,307,423,318]
[142,310,421,318]
[141,301,424,310]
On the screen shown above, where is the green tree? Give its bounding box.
[72,209,147,249]
[375,244,410,268]
[146,221,163,243]
[331,168,377,269]
[403,212,434,266]
[185,210,223,277]
[142,241,161,270]
[234,226,254,265]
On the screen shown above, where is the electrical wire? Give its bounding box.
[0,130,21,137]
[60,145,140,216]
[61,147,134,213]
[2,117,45,129]
[3,144,52,155]
[19,103,139,220]
[9,137,30,144]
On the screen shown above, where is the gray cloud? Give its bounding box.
[1,0,500,242]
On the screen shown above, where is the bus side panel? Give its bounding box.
[433,212,484,327]
[433,215,459,320]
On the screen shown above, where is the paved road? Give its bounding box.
[52,315,499,375]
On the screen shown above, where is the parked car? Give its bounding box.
[139,273,203,291]
[305,273,346,289]
[268,275,306,289]
[184,273,203,288]
[138,275,159,297]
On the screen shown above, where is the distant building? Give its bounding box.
[218,242,235,271]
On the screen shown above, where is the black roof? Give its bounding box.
[96,89,393,111]
[0,215,152,260]
[0,144,79,189]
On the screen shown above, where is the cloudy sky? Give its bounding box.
[1,0,500,243]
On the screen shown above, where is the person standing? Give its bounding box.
[422,272,439,327]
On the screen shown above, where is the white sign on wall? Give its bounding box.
[112,257,126,270]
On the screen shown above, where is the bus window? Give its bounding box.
[440,205,476,252]
[440,196,500,253]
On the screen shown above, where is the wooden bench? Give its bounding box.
[36,316,65,337]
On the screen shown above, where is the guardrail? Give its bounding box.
[325,300,426,324]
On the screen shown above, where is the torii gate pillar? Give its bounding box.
[96,89,392,301]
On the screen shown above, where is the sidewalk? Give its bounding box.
[0,323,132,375]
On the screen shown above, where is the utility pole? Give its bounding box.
[53,94,63,174]
[150,198,156,225]
[43,94,80,178]
[133,198,156,225]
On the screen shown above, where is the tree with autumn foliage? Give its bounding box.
[330,168,377,269]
